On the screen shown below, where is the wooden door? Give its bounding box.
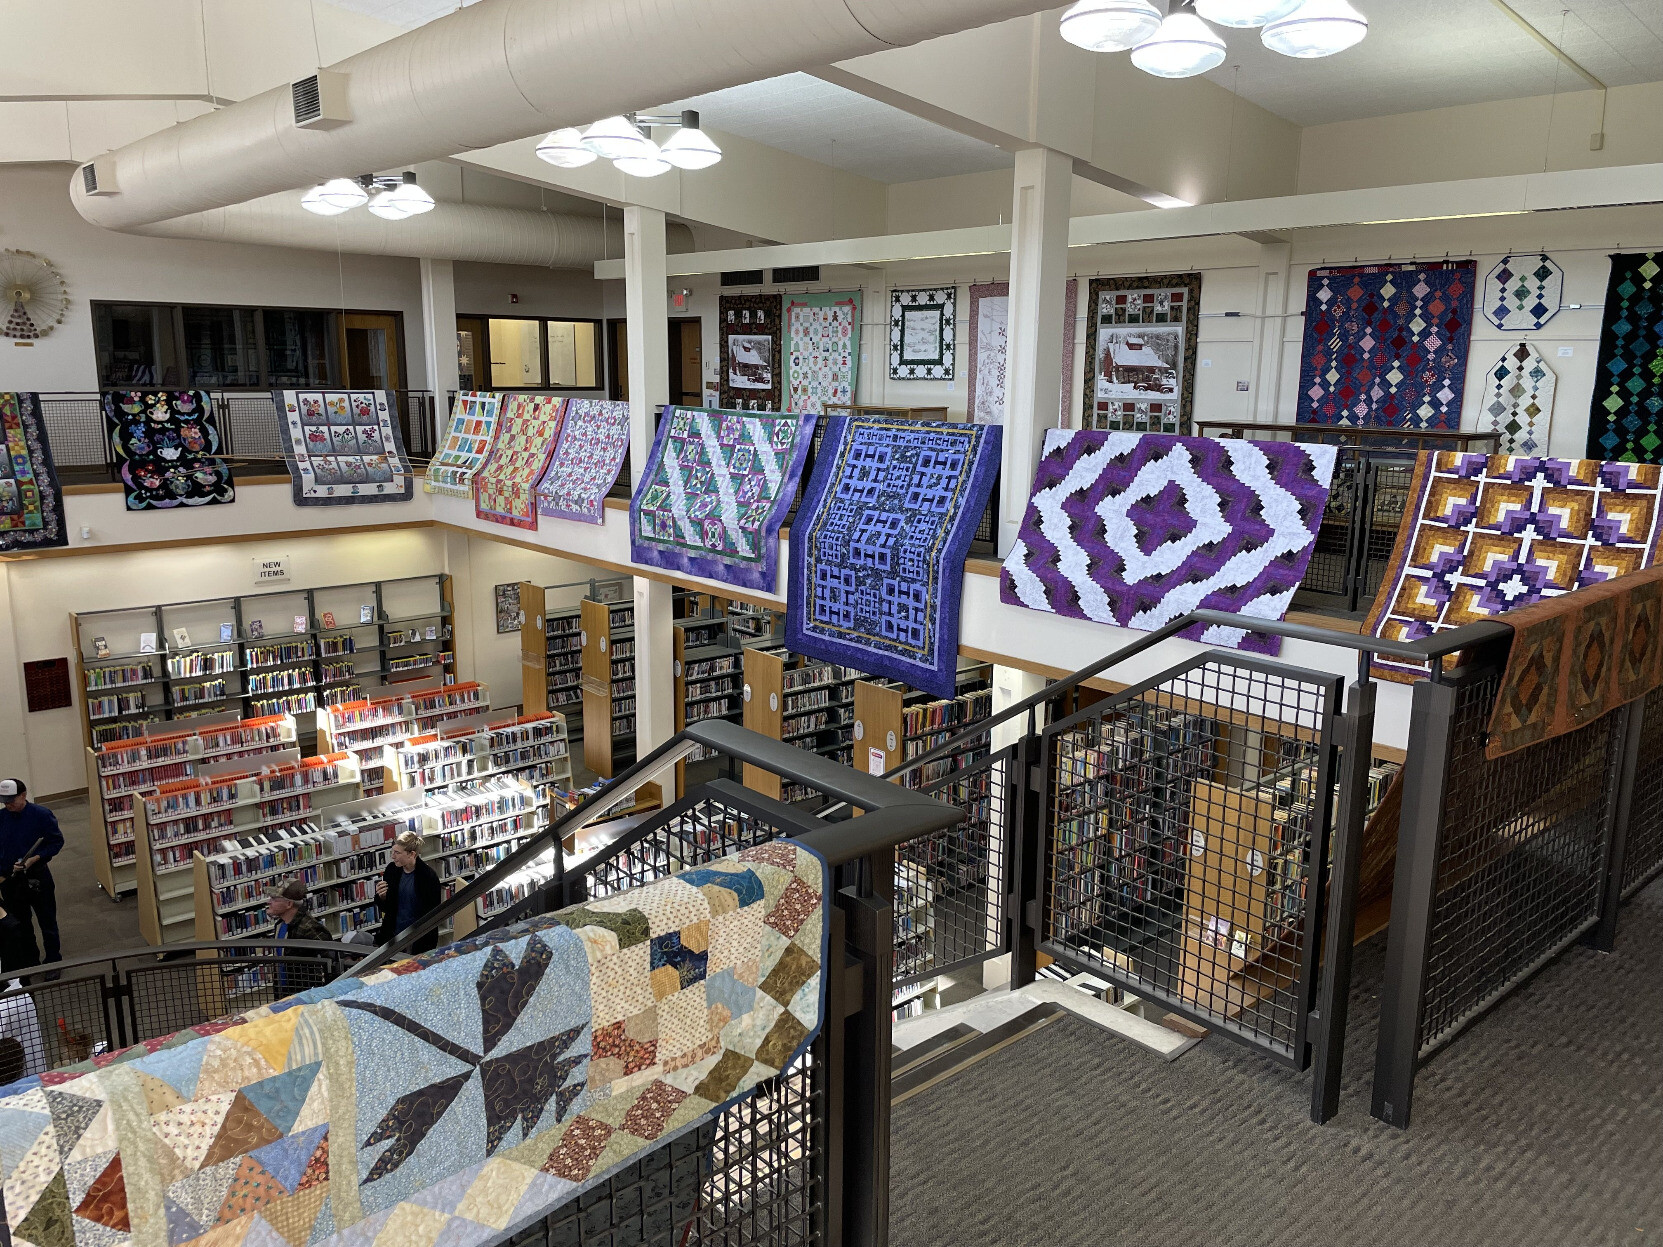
[671,318,702,406]
[340,313,402,389]
[607,318,629,402]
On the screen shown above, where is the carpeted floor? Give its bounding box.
[892,878,1662,1247]
[34,795,143,964]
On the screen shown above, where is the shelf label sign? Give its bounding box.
[253,556,291,585]
[868,747,886,776]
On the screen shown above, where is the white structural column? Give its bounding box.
[1000,146,1074,555]
[625,206,676,755]
[1250,241,1294,424]
[419,258,460,407]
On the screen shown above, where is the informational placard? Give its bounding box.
[253,555,290,585]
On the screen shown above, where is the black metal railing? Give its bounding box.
[1194,421,1500,615]
[350,718,962,1247]
[1370,624,1654,1129]
[0,940,351,1082]
[33,390,438,484]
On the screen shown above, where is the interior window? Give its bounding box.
[489,318,545,388]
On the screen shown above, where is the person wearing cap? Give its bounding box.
[265,877,334,993]
[374,831,443,955]
[0,780,63,968]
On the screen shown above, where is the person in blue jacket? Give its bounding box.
[0,779,64,969]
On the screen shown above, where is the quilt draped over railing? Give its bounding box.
[0,842,828,1247]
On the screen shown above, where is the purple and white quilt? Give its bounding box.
[1000,431,1338,654]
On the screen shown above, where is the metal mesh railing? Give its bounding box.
[1622,685,1663,898]
[1417,665,1618,1057]
[1041,655,1339,1062]
[894,741,1014,987]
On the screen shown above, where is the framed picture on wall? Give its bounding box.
[1082,273,1202,435]
[495,582,521,634]
[889,287,956,381]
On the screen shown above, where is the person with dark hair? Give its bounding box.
[374,831,444,955]
[0,780,63,968]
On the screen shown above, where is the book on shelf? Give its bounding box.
[249,620,265,639]
[321,611,336,629]
[292,615,308,634]
[219,623,234,642]
[171,626,191,648]
[139,633,157,654]
[93,636,110,658]
[360,604,374,623]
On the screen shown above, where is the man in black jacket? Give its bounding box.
[375,832,443,955]
[0,779,63,968]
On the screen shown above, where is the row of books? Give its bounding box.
[167,650,237,678]
[86,663,154,690]
[247,641,316,669]
[248,668,316,694]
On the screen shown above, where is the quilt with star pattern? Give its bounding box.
[1362,452,1663,682]
[0,842,827,1247]
[1000,431,1337,655]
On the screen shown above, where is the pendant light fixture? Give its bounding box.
[300,176,369,216]
[1192,0,1300,25]
[535,127,598,168]
[613,149,673,177]
[1066,0,1367,78]
[366,171,436,220]
[1261,0,1368,57]
[1058,0,1163,51]
[1130,9,1228,77]
[581,115,656,162]
[658,111,723,170]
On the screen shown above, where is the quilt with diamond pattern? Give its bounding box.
[1586,252,1663,463]
[1362,452,1663,682]
[1000,431,1337,655]
[0,842,826,1247]
[1480,341,1556,456]
[475,394,567,528]
[1295,260,1476,431]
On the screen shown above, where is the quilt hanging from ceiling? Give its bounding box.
[1081,273,1202,436]
[475,394,567,528]
[535,399,633,524]
[784,291,861,415]
[1362,452,1663,682]
[0,842,828,1247]
[1295,260,1476,431]
[104,389,236,510]
[1000,431,1337,655]
[967,279,1078,425]
[0,392,67,553]
[719,293,784,412]
[1480,342,1556,457]
[276,389,414,506]
[888,287,956,381]
[1482,252,1564,331]
[786,416,1000,697]
[424,391,502,497]
[630,406,813,591]
[1586,252,1663,463]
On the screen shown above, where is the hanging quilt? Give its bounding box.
[967,279,1078,425]
[1482,252,1564,331]
[1295,260,1476,431]
[276,389,414,506]
[784,291,860,415]
[536,399,632,524]
[1001,431,1337,655]
[424,391,502,497]
[475,394,567,528]
[0,842,828,1247]
[1081,273,1202,435]
[103,389,236,510]
[1480,341,1556,456]
[1486,561,1663,759]
[889,287,955,381]
[630,406,813,591]
[1586,252,1663,463]
[0,392,67,553]
[786,416,1001,697]
[719,293,783,412]
[1363,452,1663,682]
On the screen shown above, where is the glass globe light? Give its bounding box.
[659,111,722,170]
[301,177,367,216]
[1130,12,1228,78]
[1058,0,1163,52]
[581,115,655,162]
[1262,0,1368,57]
[1194,0,1302,26]
[535,128,598,168]
[366,172,436,220]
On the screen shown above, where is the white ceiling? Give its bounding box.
[657,75,1014,185]
[1201,0,1663,126]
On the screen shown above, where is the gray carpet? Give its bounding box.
[36,795,142,964]
[892,878,1662,1247]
